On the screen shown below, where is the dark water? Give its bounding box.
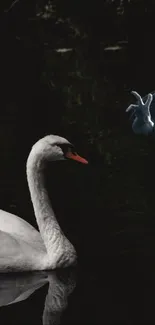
[0,257,155,325]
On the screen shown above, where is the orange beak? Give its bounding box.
[65,151,88,164]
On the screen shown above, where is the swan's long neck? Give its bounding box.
[26,148,76,268]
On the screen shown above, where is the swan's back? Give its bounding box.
[0,209,45,252]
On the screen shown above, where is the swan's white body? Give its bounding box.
[0,209,46,271]
[0,135,87,272]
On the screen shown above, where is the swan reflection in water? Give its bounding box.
[0,268,76,325]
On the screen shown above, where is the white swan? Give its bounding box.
[0,135,88,272]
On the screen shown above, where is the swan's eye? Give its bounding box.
[58,143,75,156]
[68,147,77,155]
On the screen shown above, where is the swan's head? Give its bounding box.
[30,135,88,165]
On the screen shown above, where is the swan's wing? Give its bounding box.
[0,209,45,252]
[0,230,47,272]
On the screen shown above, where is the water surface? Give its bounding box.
[0,258,155,325]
